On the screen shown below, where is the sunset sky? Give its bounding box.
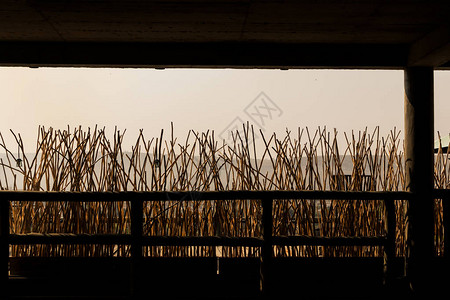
[0,68,448,152]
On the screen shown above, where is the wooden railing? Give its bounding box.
[1,189,447,298]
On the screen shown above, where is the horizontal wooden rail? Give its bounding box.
[433,188,450,199]
[272,235,387,247]
[142,236,264,247]
[9,233,132,245]
[8,234,389,248]
[9,234,265,247]
[0,190,412,202]
[143,236,263,247]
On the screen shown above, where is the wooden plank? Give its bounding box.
[7,234,388,247]
[142,236,263,247]
[272,236,386,247]
[0,190,413,202]
[9,233,264,247]
[433,189,450,199]
[9,233,131,245]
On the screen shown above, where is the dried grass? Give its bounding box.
[0,125,448,258]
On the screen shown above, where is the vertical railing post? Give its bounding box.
[260,197,273,298]
[130,197,143,299]
[0,198,9,298]
[444,193,449,259]
[384,198,398,287]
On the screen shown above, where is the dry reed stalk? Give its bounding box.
[0,125,448,258]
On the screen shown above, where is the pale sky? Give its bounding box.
[0,67,448,152]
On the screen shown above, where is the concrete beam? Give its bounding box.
[408,23,450,67]
[0,41,408,69]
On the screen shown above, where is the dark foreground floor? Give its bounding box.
[6,257,447,300]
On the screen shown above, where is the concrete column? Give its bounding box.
[404,67,435,294]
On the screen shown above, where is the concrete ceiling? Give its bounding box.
[0,0,449,68]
